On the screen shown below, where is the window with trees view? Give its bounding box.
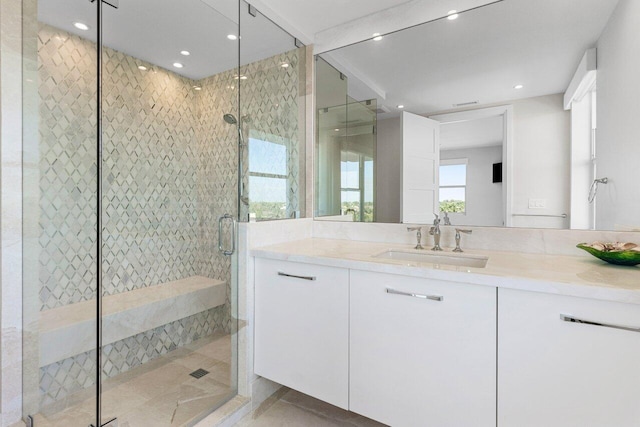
[248,137,288,219]
[341,151,374,222]
[439,159,467,213]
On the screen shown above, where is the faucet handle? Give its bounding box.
[433,213,440,225]
[453,228,472,252]
[407,226,425,250]
[443,212,451,225]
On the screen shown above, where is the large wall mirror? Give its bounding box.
[315,0,639,231]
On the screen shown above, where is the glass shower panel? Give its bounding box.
[315,91,377,221]
[239,1,307,221]
[344,98,377,222]
[22,0,100,425]
[100,0,240,425]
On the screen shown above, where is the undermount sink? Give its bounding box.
[373,250,488,268]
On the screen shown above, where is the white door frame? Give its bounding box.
[429,105,514,227]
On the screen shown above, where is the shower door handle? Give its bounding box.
[218,214,237,256]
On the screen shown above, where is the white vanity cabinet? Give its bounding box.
[254,258,349,409]
[498,288,640,427]
[349,270,497,427]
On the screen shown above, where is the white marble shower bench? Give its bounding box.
[38,276,226,367]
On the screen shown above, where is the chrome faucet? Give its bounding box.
[443,212,451,226]
[429,214,443,251]
[453,228,472,252]
[407,226,425,250]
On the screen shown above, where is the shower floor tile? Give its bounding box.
[32,333,234,427]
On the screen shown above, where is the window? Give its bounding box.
[248,137,288,220]
[439,159,467,213]
[340,151,374,222]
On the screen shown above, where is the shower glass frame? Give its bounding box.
[22,0,242,425]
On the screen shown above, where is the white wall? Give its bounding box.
[1,0,25,423]
[509,94,571,229]
[376,117,401,223]
[375,95,570,228]
[441,146,503,227]
[570,93,595,230]
[596,0,640,231]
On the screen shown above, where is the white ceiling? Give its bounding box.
[440,115,503,151]
[257,0,412,40]
[38,0,297,80]
[325,0,620,117]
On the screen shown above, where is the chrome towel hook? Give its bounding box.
[588,177,608,204]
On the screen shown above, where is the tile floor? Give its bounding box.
[236,389,387,427]
[32,333,384,427]
[33,333,234,427]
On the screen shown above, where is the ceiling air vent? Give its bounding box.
[374,105,391,114]
[452,100,479,108]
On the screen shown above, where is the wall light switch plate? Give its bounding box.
[528,198,547,209]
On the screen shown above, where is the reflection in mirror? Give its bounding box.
[315,0,639,232]
[316,60,377,222]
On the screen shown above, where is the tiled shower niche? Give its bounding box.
[27,24,306,410]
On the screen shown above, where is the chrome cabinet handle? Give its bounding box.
[560,314,640,333]
[386,288,443,301]
[277,272,316,281]
[218,213,237,256]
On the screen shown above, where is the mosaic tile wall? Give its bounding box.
[239,49,304,221]
[40,309,218,407]
[37,25,99,310]
[34,24,305,407]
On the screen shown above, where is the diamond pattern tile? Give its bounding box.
[35,25,304,406]
[239,49,303,220]
[39,309,218,407]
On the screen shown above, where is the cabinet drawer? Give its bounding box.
[350,270,496,427]
[254,258,349,409]
[499,288,640,427]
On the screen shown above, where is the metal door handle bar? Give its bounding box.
[560,314,640,333]
[218,214,237,256]
[386,288,443,301]
[277,272,316,281]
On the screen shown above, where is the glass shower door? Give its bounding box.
[99,0,240,425]
[22,0,100,425]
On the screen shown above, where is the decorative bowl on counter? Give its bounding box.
[577,242,640,266]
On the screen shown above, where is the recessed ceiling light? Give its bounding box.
[397,105,404,109]
[173,62,184,69]
[514,84,524,89]
[227,34,238,40]
[138,65,147,71]
[447,10,459,20]
[73,22,90,31]
[372,33,383,41]
[180,50,190,56]
[281,63,290,68]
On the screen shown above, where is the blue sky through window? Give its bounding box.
[440,164,466,187]
[249,137,287,203]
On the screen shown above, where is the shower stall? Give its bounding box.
[21,0,306,425]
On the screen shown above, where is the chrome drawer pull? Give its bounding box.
[560,314,640,333]
[386,288,443,301]
[277,271,316,281]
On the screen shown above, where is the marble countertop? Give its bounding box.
[251,238,640,305]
